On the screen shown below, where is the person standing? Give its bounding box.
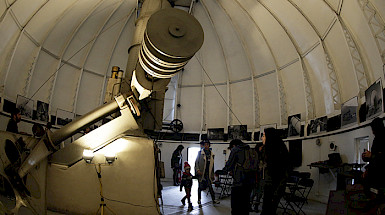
[362,118,385,191]
[260,128,290,215]
[6,108,21,133]
[223,139,254,215]
[195,139,219,205]
[171,145,184,186]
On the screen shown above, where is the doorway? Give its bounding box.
[187,147,201,174]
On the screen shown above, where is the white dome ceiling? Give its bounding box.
[0,0,384,133]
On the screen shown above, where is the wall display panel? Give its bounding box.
[75,72,104,115]
[203,0,251,81]
[228,125,248,140]
[27,51,59,103]
[207,128,224,140]
[323,23,360,101]
[303,47,335,116]
[35,100,49,122]
[255,72,280,125]
[179,87,202,132]
[308,116,328,135]
[4,34,38,98]
[262,0,319,52]
[279,63,306,115]
[16,95,34,119]
[288,113,301,137]
[365,79,383,120]
[50,64,80,113]
[248,1,297,66]
[230,81,254,127]
[205,85,227,129]
[341,96,358,128]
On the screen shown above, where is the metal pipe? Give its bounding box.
[50,99,120,145]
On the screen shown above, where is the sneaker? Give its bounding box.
[212,200,220,204]
[181,199,185,206]
[188,203,193,211]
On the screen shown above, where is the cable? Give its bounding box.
[194,55,243,125]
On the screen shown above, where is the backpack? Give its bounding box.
[241,148,259,172]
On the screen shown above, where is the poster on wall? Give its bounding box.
[228,125,247,140]
[365,79,383,120]
[16,95,34,119]
[308,116,328,135]
[288,114,301,137]
[259,124,277,140]
[36,100,49,122]
[56,109,74,126]
[341,96,358,128]
[207,128,224,140]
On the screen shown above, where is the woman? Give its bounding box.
[261,128,290,215]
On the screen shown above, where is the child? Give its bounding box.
[180,162,195,211]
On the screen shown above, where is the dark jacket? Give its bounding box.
[263,141,290,186]
[366,134,385,188]
[171,149,182,169]
[223,143,253,187]
[6,119,18,133]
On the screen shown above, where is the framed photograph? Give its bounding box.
[36,100,49,122]
[308,116,327,135]
[56,109,74,126]
[259,123,277,140]
[341,96,358,128]
[365,79,383,120]
[228,125,248,140]
[16,95,34,119]
[207,128,224,140]
[288,114,301,137]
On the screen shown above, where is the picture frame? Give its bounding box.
[288,114,301,137]
[341,96,358,128]
[16,95,34,119]
[56,108,74,126]
[365,79,383,120]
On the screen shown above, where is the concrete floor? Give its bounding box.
[160,178,327,215]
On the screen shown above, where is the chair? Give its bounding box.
[214,170,233,199]
[282,178,314,215]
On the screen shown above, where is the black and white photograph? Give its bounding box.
[56,108,74,126]
[207,128,224,140]
[16,95,34,119]
[259,123,277,140]
[365,79,383,120]
[228,125,247,140]
[288,114,301,137]
[308,116,327,135]
[36,100,49,122]
[341,96,358,128]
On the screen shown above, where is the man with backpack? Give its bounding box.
[223,139,257,215]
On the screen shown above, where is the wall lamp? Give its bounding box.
[82,149,94,164]
[82,149,117,164]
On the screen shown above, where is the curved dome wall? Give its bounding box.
[1,0,385,134]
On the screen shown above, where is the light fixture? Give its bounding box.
[105,152,116,164]
[82,149,94,164]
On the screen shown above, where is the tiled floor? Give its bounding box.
[160,178,327,215]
